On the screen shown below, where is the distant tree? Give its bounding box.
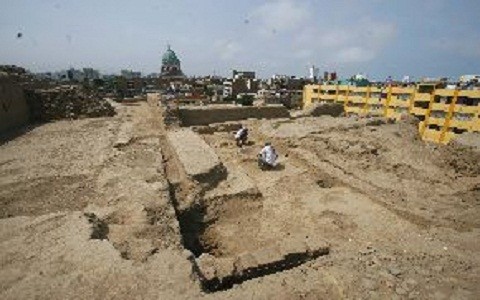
[204,86,214,97]
[223,95,236,103]
[92,78,104,88]
[235,95,254,106]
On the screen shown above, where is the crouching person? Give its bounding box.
[258,142,278,170]
[235,126,248,147]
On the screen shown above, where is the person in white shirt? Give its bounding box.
[235,126,248,147]
[258,142,278,170]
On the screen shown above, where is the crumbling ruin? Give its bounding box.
[0,74,30,133]
[1,66,115,136]
[25,86,115,122]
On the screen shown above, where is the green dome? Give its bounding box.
[162,45,180,65]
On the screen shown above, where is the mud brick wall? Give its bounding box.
[25,87,115,122]
[0,74,30,133]
[179,105,290,126]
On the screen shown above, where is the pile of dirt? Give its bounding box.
[25,86,115,121]
[298,103,344,118]
[437,140,480,177]
[451,132,480,150]
[260,115,387,139]
[386,116,422,143]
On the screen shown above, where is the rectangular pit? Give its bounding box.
[174,188,264,259]
[173,190,330,293]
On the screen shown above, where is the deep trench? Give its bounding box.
[167,181,212,258]
[165,172,332,293]
[201,250,329,293]
[157,126,210,259]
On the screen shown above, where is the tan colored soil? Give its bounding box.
[1,101,479,299]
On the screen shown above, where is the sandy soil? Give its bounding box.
[1,101,479,299]
[195,115,480,298]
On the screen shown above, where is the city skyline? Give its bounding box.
[1,0,479,79]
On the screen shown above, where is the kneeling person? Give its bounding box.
[258,142,278,170]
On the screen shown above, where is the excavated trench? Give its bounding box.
[200,247,329,292]
[167,178,264,259]
[159,123,329,293]
[168,184,208,257]
[167,178,329,293]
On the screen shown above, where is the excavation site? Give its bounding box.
[1,91,479,299]
[163,124,330,292]
[3,1,480,298]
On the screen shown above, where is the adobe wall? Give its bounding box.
[178,105,290,126]
[0,74,29,133]
[167,128,226,187]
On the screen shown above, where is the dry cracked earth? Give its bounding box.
[1,99,479,299]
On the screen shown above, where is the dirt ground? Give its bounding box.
[1,100,479,299]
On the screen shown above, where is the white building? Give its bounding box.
[309,65,319,80]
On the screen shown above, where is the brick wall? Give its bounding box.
[178,105,290,126]
[0,75,29,133]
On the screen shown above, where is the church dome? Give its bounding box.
[162,45,180,66]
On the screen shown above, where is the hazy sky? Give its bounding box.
[1,0,479,79]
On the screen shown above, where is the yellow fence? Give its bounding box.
[303,84,480,144]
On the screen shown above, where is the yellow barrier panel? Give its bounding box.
[420,87,436,137]
[362,86,371,115]
[335,84,339,103]
[347,86,351,103]
[343,86,351,115]
[439,89,459,143]
[383,85,392,117]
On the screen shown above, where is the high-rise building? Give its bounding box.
[83,68,100,80]
[309,65,319,81]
